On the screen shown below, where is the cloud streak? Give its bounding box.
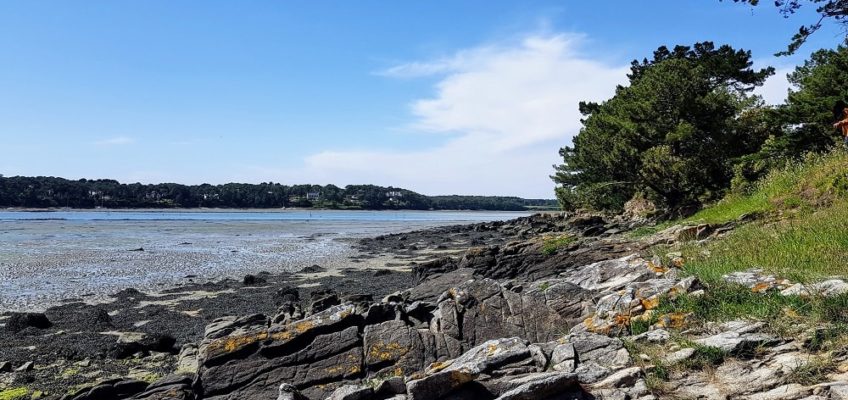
[237,33,630,198]
[93,136,135,146]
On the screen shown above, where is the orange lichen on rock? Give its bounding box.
[368,341,408,361]
[640,295,660,310]
[427,360,451,373]
[751,282,773,293]
[647,260,668,274]
[292,320,315,334]
[486,343,499,356]
[214,330,269,353]
[654,312,690,329]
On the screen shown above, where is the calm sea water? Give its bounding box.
[0,209,526,222]
[0,210,528,311]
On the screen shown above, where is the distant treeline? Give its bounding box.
[0,176,557,211]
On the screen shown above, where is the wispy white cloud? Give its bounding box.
[93,136,135,146]
[233,33,630,198]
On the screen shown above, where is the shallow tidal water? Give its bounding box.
[0,209,527,311]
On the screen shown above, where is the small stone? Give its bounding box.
[781,283,807,296]
[662,348,695,365]
[0,361,11,372]
[277,383,308,400]
[633,329,669,343]
[551,343,575,365]
[14,361,34,372]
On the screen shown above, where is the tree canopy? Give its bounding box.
[730,0,848,55]
[0,176,556,211]
[552,42,773,212]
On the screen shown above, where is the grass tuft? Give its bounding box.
[540,234,576,255]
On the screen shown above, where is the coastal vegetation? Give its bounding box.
[553,41,848,215]
[0,177,556,211]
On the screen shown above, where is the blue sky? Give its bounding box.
[0,1,843,198]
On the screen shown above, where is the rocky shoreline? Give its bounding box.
[2,213,848,399]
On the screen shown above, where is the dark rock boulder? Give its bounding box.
[274,286,300,304]
[112,333,177,359]
[242,274,267,286]
[6,312,52,333]
[308,289,341,314]
[301,265,326,273]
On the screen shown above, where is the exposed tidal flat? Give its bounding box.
[0,209,526,312]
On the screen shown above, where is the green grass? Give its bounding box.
[652,284,848,338]
[540,234,576,255]
[681,203,848,283]
[634,151,848,336]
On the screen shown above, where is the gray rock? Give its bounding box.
[745,383,810,400]
[129,374,192,399]
[363,320,428,376]
[633,329,670,343]
[807,279,848,296]
[662,348,695,365]
[326,384,373,400]
[527,344,549,370]
[574,361,611,384]
[695,321,779,354]
[829,384,848,400]
[375,377,406,396]
[198,305,364,400]
[406,369,476,400]
[551,343,576,372]
[559,254,653,292]
[276,383,307,400]
[0,361,10,372]
[590,366,642,388]
[14,361,33,372]
[494,372,581,400]
[431,337,530,376]
[175,344,198,375]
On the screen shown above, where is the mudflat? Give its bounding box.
[0,210,526,311]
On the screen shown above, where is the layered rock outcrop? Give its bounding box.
[182,252,689,399]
